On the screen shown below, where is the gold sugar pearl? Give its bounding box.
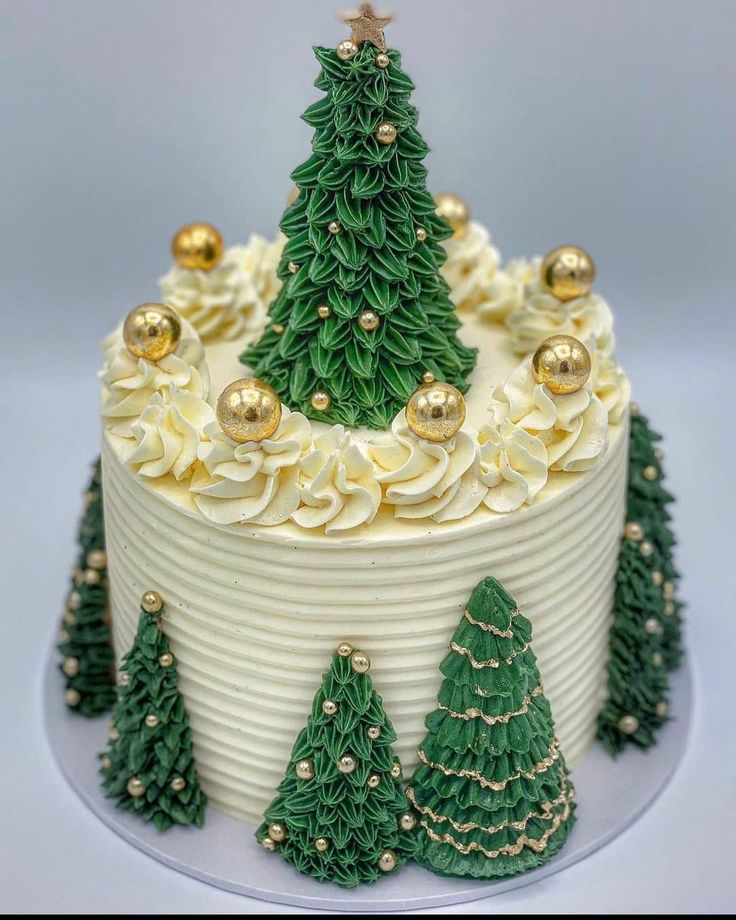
[358,310,380,332]
[288,261,299,274]
[315,837,330,852]
[367,774,381,788]
[337,39,358,60]
[656,701,669,718]
[422,371,435,384]
[367,726,381,740]
[144,714,160,728]
[127,777,146,798]
[65,688,81,708]
[272,323,285,334]
[644,617,661,635]
[68,591,81,611]
[62,657,79,678]
[337,754,357,774]
[141,590,163,614]
[652,651,664,667]
[375,122,397,145]
[268,822,287,842]
[171,776,186,792]
[434,192,470,238]
[663,581,676,601]
[86,549,107,570]
[336,642,354,658]
[84,569,100,586]
[651,570,664,587]
[108,725,120,741]
[639,541,654,558]
[378,848,397,872]
[618,714,639,735]
[118,672,130,687]
[415,227,427,241]
[261,837,276,852]
[158,652,174,668]
[624,522,644,542]
[317,304,332,320]
[58,628,70,644]
[399,812,417,831]
[295,759,315,780]
[322,700,338,716]
[350,651,371,673]
[327,220,342,235]
[375,52,390,69]
[310,391,331,412]
[643,465,658,481]
[390,762,402,779]
[100,754,111,770]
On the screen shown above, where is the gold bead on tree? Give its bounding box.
[327,220,342,235]
[415,226,427,241]
[421,371,435,384]
[310,391,331,413]
[540,245,596,302]
[315,837,330,852]
[159,652,174,668]
[336,641,354,658]
[108,724,120,741]
[651,570,664,587]
[358,309,380,331]
[86,549,107,570]
[127,777,146,798]
[434,192,470,238]
[652,651,664,667]
[216,378,282,444]
[663,581,676,601]
[171,222,224,272]
[367,726,381,740]
[643,465,659,481]
[390,761,402,779]
[665,601,675,616]
[624,521,644,542]
[656,701,669,718]
[261,837,276,852]
[272,323,285,334]
[337,39,358,60]
[268,822,287,842]
[63,656,80,678]
[337,753,357,774]
[618,714,639,735]
[375,122,397,145]
[144,714,160,728]
[322,699,338,716]
[378,848,397,872]
[170,776,186,792]
[65,688,81,708]
[532,335,591,395]
[295,759,315,780]
[639,541,654,558]
[350,651,371,674]
[367,773,381,788]
[406,381,466,443]
[100,754,111,770]
[288,261,299,274]
[399,811,417,831]
[84,569,100,586]
[141,590,163,614]
[375,52,390,69]
[317,304,331,320]
[68,591,81,610]
[58,628,70,644]
[644,617,662,635]
[123,303,182,363]
[118,672,130,687]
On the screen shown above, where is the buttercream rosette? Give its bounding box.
[589,350,631,424]
[489,356,609,472]
[100,318,209,438]
[477,419,549,512]
[440,221,502,313]
[474,257,541,323]
[128,386,214,481]
[190,407,311,526]
[291,426,381,534]
[506,288,615,357]
[159,235,283,343]
[369,409,483,523]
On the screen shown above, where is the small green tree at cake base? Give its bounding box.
[407,577,576,879]
[627,406,683,670]
[241,14,477,430]
[100,591,206,831]
[58,457,116,716]
[597,523,671,755]
[256,642,416,888]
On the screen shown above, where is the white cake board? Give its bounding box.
[43,650,693,912]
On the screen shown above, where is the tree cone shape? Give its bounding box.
[241,43,477,430]
[255,648,416,887]
[57,457,116,716]
[99,600,207,831]
[407,578,576,879]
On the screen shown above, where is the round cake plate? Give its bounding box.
[44,651,693,912]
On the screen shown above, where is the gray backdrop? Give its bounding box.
[1,0,734,913]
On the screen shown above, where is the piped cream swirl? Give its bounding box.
[478,420,549,512]
[507,289,615,357]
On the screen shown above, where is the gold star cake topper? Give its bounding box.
[344,3,392,52]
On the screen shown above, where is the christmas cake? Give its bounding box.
[57,2,683,888]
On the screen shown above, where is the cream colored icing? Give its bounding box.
[190,407,311,526]
[440,220,502,313]
[590,350,631,424]
[490,355,609,472]
[507,289,615,357]
[292,426,382,534]
[100,318,209,438]
[128,386,214,481]
[159,235,283,343]
[477,419,549,512]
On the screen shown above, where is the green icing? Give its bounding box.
[597,536,671,754]
[241,43,477,429]
[407,577,576,879]
[57,457,116,717]
[256,648,416,888]
[627,411,683,670]
[100,603,206,831]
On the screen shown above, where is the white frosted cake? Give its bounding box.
[99,221,630,821]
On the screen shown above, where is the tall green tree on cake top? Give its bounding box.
[406,577,576,879]
[57,457,116,716]
[626,404,683,670]
[256,641,416,888]
[241,4,477,429]
[100,590,206,830]
[597,520,671,755]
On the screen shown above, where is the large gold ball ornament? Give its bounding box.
[295,759,315,780]
[310,391,332,413]
[65,688,81,708]
[337,39,358,60]
[216,378,282,444]
[375,122,397,145]
[624,521,644,542]
[141,590,163,614]
[337,754,357,774]
[62,656,80,678]
[268,822,287,843]
[399,812,417,831]
[315,837,330,852]
[170,776,186,792]
[358,310,380,331]
[337,641,354,657]
[406,381,466,443]
[378,848,398,872]
[261,837,276,852]
[127,777,146,798]
[434,192,470,238]
[86,549,107,570]
[350,651,371,674]
[123,303,182,363]
[322,700,339,716]
[540,245,596,302]
[618,714,639,735]
[532,335,591,395]
[171,222,224,272]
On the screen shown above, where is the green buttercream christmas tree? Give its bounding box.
[57,457,116,716]
[100,591,206,831]
[627,405,683,670]
[241,7,476,429]
[597,523,671,755]
[256,642,416,888]
[407,577,576,879]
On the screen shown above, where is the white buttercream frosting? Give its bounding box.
[159,235,283,343]
[100,318,209,438]
[507,288,615,357]
[292,426,381,534]
[477,419,549,512]
[190,407,311,526]
[590,351,631,424]
[369,410,482,522]
[128,386,214,481]
[441,221,501,312]
[490,356,609,472]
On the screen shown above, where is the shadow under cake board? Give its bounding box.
[43,649,693,912]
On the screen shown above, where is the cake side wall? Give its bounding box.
[102,425,627,823]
